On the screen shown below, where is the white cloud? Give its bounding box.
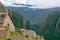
[28,0,60,9]
[0,0,12,6]
[0,0,60,9]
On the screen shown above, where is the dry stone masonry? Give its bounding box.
[0,12,15,38]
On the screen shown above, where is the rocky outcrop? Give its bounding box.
[19,28,44,40]
[10,29,44,40]
[20,28,37,37]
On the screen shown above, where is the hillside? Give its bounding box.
[7,7,60,25]
[8,10,31,30]
[7,6,60,32]
[7,7,51,25]
[7,7,60,33]
[39,11,60,40]
[7,7,51,33]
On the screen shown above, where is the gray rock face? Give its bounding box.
[55,18,60,33]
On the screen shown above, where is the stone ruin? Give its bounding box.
[0,12,15,38]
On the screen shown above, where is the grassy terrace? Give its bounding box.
[0,37,11,40]
[10,31,25,37]
[10,32,19,35]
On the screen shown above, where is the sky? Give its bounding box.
[0,0,60,9]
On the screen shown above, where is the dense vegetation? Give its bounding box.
[9,10,60,40]
[7,7,60,40]
[39,11,60,40]
[9,11,31,30]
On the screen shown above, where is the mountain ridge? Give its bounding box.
[7,6,60,25]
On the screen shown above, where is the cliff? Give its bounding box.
[40,11,60,40]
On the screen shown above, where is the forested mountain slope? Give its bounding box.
[8,11,31,30]
[39,11,60,40]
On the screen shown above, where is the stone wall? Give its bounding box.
[0,12,15,38]
[0,12,15,32]
[6,13,15,32]
[0,28,10,38]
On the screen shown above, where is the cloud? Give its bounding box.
[0,0,12,6]
[28,0,60,8]
[0,0,60,9]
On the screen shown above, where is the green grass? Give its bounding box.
[6,38,11,40]
[0,37,6,40]
[0,38,11,40]
[20,33,25,37]
[36,36,38,40]
[10,32,19,35]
